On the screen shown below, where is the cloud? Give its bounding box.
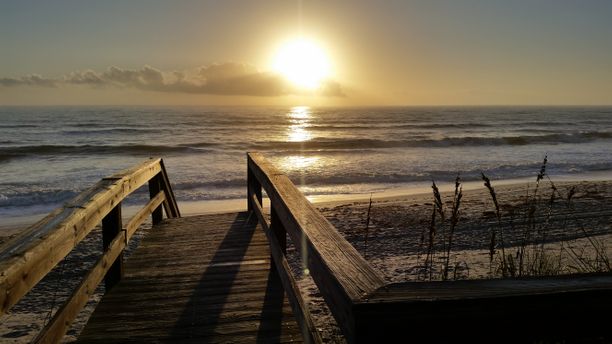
[0,74,57,87]
[1,63,345,97]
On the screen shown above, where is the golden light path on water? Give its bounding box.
[282,106,319,172]
[286,106,313,142]
[281,106,321,276]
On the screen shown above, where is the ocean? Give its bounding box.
[2,105,612,226]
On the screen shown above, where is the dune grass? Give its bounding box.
[362,156,612,281]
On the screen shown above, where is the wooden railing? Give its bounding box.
[0,158,179,344]
[247,152,612,343]
[247,152,385,343]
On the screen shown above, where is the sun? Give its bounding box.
[271,37,332,89]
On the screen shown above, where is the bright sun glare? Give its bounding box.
[272,38,331,89]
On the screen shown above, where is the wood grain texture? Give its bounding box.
[76,212,304,343]
[0,158,163,316]
[248,152,385,341]
[251,194,322,344]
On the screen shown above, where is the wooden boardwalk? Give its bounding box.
[77,212,303,343]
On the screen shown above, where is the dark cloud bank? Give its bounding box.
[0,63,344,97]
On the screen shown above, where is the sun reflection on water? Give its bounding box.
[279,155,320,170]
[284,106,319,278]
[289,106,310,119]
[287,106,312,142]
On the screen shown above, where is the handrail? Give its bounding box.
[247,152,385,343]
[0,158,180,344]
[249,192,323,344]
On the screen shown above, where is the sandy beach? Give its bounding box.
[1,179,611,343]
[290,179,612,342]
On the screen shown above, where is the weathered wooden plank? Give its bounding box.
[78,333,301,344]
[97,289,288,309]
[101,273,276,289]
[82,315,300,333]
[77,213,303,343]
[122,264,272,280]
[92,291,294,312]
[80,303,294,324]
[79,323,303,344]
[251,194,322,344]
[0,158,164,315]
[248,152,385,341]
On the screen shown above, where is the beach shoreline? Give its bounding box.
[4,168,612,238]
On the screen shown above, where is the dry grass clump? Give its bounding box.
[482,156,610,278]
[392,155,611,281]
[417,176,468,281]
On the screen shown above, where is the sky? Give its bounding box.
[1,0,612,106]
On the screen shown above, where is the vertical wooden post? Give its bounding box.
[269,205,287,280]
[270,206,286,254]
[247,167,262,212]
[149,173,163,225]
[102,204,123,292]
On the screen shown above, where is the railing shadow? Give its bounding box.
[256,266,286,343]
[170,212,286,341]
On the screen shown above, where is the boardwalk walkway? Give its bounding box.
[77,212,303,343]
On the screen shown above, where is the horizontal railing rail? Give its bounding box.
[0,158,180,344]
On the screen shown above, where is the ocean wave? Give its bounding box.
[0,188,153,208]
[61,127,163,135]
[0,143,215,158]
[0,189,78,207]
[286,161,612,186]
[173,179,245,190]
[307,122,494,131]
[0,124,39,129]
[178,142,221,148]
[249,131,612,151]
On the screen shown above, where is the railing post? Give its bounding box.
[149,173,163,225]
[247,165,262,212]
[270,206,286,253]
[102,203,123,292]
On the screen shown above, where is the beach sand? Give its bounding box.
[1,180,611,343]
[290,179,612,343]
